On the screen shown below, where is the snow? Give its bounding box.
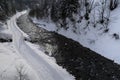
[1,3,120,80]
[32,5,120,64]
[0,43,39,80]
[7,11,75,80]
[89,5,120,63]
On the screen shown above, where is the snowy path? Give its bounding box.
[7,11,74,80]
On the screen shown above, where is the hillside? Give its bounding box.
[1,0,120,80]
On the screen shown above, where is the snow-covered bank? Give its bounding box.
[32,5,120,64]
[7,11,75,80]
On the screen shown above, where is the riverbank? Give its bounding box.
[17,13,120,80]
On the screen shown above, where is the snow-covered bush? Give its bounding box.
[0,64,31,80]
[15,64,30,80]
[112,33,119,40]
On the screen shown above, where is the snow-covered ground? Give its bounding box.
[1,11,74,80]
[0,43,39,80]
[32,5,120,64]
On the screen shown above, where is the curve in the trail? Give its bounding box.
[7,11,74,80]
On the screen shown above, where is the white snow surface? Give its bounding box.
[0,43,39,80]
[6,11,75,80]
[32,6,120,64]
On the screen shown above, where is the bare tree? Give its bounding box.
[84,0,95,20]
[15,64,30,80]
[98,0,111,29]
